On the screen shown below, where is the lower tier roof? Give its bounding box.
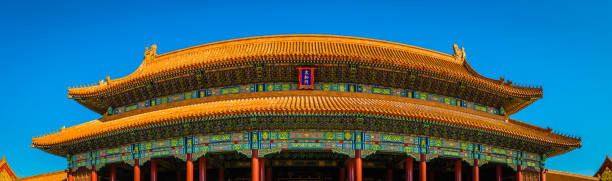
[32,91,579,152]
[16,170,66,181]
[547,170,598,181]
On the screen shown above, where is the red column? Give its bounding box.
[419,154,426,181]
[218,168,224,181]
[340,167,346,181]
[405,157,413,181]
[91,165,97,181]
[455,160,462,181]
[540,169,546,181]
[134,159,141,181]
[68,170,74,181]
[111,165,117,181]
[177,171,182,181]
[516,165,522,181]
[472,160,479,181]
[496,165,502,181]
[199,157,206,181]
[355,150,363,181]
[259,158,265,181]
[266,167,272,181]
[151,160,157,181]
[348,158,355,181]
[252,149,259,181]
[387,169,393,181]
[187,153,194,181]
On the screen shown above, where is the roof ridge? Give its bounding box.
[155,34,457,61]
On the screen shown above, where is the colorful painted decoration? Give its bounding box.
[69,130,544,172]
[109,82,501,116]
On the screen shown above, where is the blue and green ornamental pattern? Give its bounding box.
[110,82,501,116]
[69,130,542,172]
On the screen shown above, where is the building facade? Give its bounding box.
[31,35,582,181]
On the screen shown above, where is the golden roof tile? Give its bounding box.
[33,91,577,148]
[67,35,542,98]
[547,170,598,181]
[16,170,66,181]
[0,156,18,181]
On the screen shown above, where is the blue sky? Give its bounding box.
[1,0,610,177]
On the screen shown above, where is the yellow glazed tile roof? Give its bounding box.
[0,156,18,181]
[16,170,66,181]
[67,35,542,98]
[547,170,598,181]
[33,91,578,148]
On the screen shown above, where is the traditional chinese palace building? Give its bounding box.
[29,35,588,181]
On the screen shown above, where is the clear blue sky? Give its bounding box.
[1,0,610,177]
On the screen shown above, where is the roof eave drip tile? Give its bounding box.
[35,91,576,147]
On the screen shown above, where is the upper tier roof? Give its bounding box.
[34,91,578,156]
[67,35,542,99]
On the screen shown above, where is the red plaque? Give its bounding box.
[297,67,316,89]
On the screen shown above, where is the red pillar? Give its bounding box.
[151,160,157,181]
[455,160,462,181]
[355,150,363,181]
[472,160,479,181]
[387,169,393,181]
[252,149,259,181]
[340,167,346,181]
[348,158,355,181]
[516,165,522,181]
[111,165,117,181]
[266,167,272,181]
[134,159,141,181]
[218,168,224,181]
[259,158,265,181]
[496,165,502,181]
[177,171,182,181]
[419,154,426,181]
[187,153,194,181]
[405,157,413,181]
[91,165,97,181]
[199,156,206,181]
[540,169,546,181]
[68,170,74,181]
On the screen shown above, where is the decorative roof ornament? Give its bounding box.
[144,44,158,62]
[139,44,158,72]
[453,44,466,62]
